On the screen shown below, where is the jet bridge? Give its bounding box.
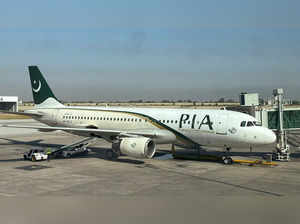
[255,89,300,161]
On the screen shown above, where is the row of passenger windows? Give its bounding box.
[240,121,261,127]
[62,115,192,125]
[63,115,146,122]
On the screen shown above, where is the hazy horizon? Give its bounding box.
[1,1,300,101]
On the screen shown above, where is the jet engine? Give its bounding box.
[114,137,156,159]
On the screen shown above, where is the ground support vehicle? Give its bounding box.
[24,149,48,162]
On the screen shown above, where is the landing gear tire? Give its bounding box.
[105,149,119,161]
[222,156,233,165]
[32,156,36,162]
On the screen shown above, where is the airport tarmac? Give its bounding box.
[1,120,300,223]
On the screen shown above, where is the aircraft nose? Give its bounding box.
[265,129,277,144]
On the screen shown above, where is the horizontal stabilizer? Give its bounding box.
[0,110,43,117]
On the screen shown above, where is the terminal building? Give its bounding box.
[240,92,259,106]
[0,96,18,112]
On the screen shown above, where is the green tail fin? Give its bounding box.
[28,66,63,107]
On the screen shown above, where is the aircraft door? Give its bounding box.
[215,114,228,135]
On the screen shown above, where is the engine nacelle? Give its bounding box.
[117,137,156,159]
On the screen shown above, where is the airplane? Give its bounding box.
[0,66,276,161]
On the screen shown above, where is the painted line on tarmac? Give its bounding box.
[0,192,16,197]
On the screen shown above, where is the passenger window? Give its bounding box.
[240,121,246,127]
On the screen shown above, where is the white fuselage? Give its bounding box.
[28,106,276,149]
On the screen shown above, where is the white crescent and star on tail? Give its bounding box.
[32,80,41,93]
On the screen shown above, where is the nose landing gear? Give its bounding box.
[222,155,233,165]
[222,146,233,165]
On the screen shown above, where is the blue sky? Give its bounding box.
[1,0,300,101]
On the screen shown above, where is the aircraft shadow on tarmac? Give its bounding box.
[2,137,300,163]
[157,149,274,157]
[158,148,300,160]
[0,137,144,164]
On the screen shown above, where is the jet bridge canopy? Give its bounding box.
[255,108,300,130]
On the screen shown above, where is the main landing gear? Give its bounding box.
[105,142,121,160]
[105,149,119,160]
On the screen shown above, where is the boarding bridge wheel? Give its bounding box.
[105,149,119,161]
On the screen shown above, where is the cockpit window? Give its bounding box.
[240,121,246,127]
[253,121,262,126]
[247,121,254,127]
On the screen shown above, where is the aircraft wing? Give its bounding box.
[0,124,175,141]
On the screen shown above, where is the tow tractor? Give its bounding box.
[24,149,48,162]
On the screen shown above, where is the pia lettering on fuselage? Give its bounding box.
[179,114,213,130]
